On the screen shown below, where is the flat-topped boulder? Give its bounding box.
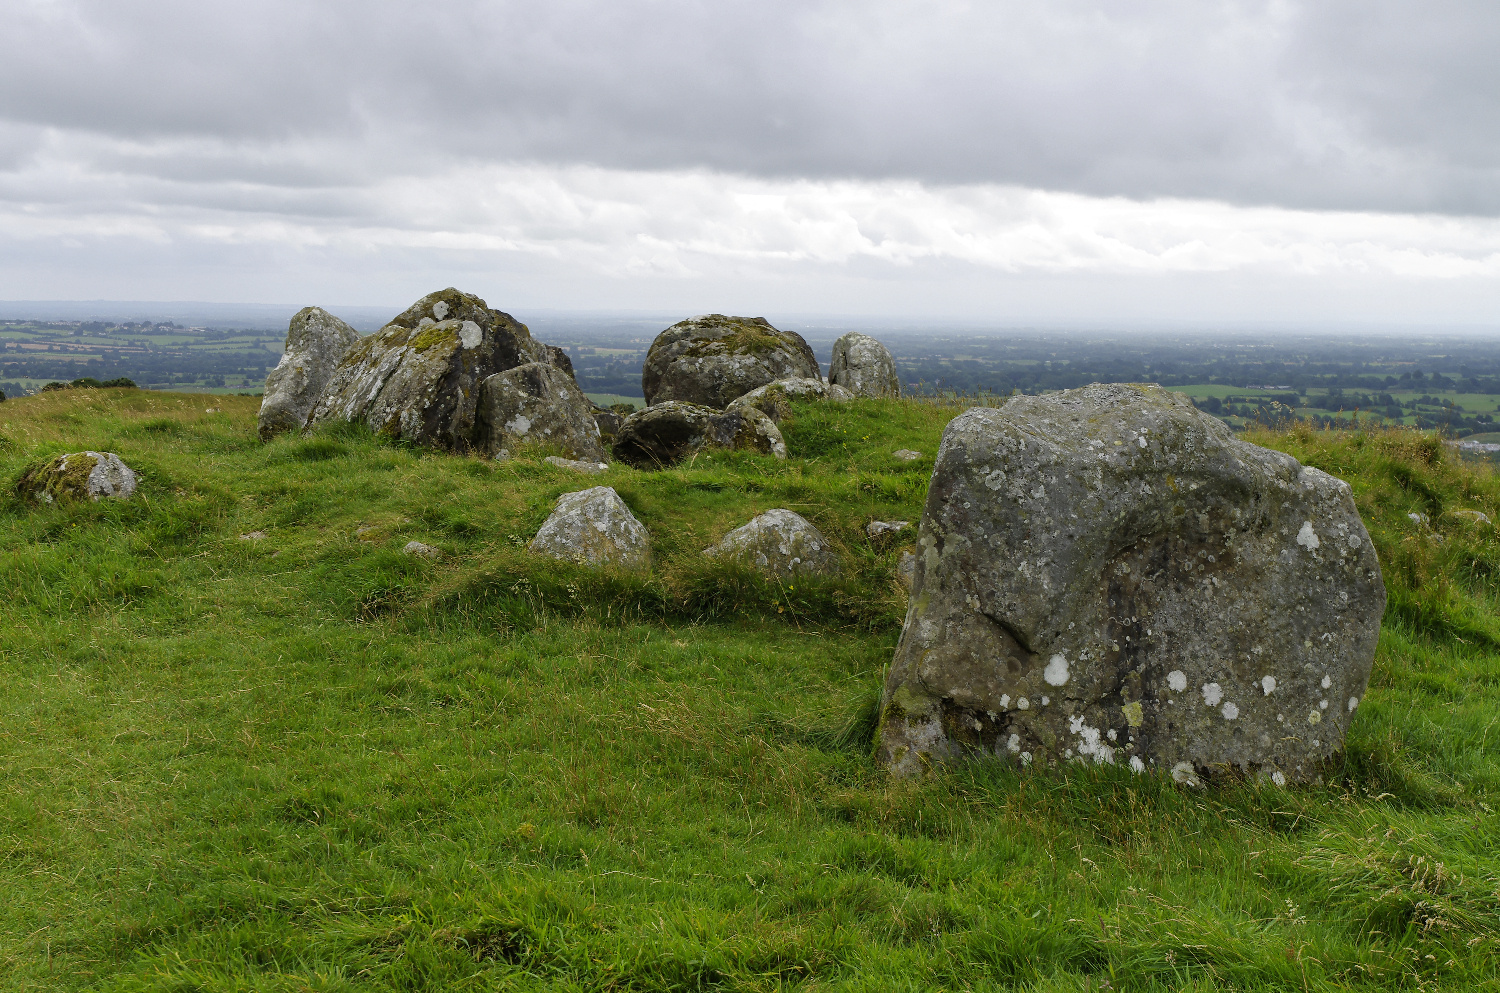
[705,509,839,580]
[611,401,786,468]
[828,332,900,398]
[726,377,854,424]
[475,362,607,462]
[257,307,360,440]
[18,451,137,503]
[642,315,820,409]
[528,486,651,571]
[306,288,547,449]
[878,383,1385,784]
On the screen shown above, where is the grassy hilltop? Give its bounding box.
[3,388,1500,991]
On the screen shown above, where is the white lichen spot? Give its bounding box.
[1168,670,1188,692]
[1020,752,1032,766]
[1106,728,1118,742]
[1129,755,1146,773]
[1202,682,1223,706]
[432,300,450,320]
[1043,654,1070,686]
[1171,761,1200,787]
[999,694,1011,709]
[1297,521,1320,550]
[1261,675,1276,695]
[1348,696,1359,712]
[1271,770,1287,787]
[1319,699,1328,710]
[459,320,482,349]
[1041,695,1050,706]
[1308,710,1322,725]
[1277,713,1285,722]
[1321,675,1331,689]
[505,414,533,435]
[1006,733,1021,754]
[1137,435,1147,449]
[1068,714,1114,765]
[1222,701,1239,720]
[1017,697,1030,710]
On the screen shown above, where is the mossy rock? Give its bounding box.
[641,315,820,409]
[17,451,137,503]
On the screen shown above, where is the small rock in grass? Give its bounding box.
[240,530,267,541]
[704,509,839,580]
[544,456,609,475]
[893,449,922,461]
[528,486,651,571]
[1450,509,1492,526]
[867,520,909,538]
[403,540,441,560]
[17,451,137,503]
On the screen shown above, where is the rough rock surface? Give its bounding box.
[868,520,910,539]
[528,486,651,571]
[474,362,607,462]
[544,345,576,380]
[726,377,854,423]
[893,449,922,462]
[257,307,361,440]
[641,315,820,408]
[828,332,901,398]
[612,401,786,468]
[18,451,137,502]
[403,540,441,560]
[306,288,547,449]
[878,383,1385,784]
[704,509,840,580]
[544,456,608,475]
[896,549,918,590]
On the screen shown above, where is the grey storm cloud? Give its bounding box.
[2,0,1498,214]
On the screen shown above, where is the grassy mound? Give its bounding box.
[2,388,1500,990]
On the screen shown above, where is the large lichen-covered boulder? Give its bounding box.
[705,509,840,580]
[528,486,651,571]
[726,377,854,424]
[257,307,360,441]
[306,288,546,449]
[878,383,1385,784]
[829,332,900,398]
[475,362,608,462]
[611,401,786,468]
[18,451,137,503]
[642,315,820,409]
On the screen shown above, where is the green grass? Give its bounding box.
[4,390,1500,990]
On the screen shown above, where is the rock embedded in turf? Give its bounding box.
[893,449,922,461]
[611,401,786,468]
[828,331,901,398]
[257,307,360,441]
[867,520,910,539]
[474,362,608,463]
[641,315,820,408]
[544,456,608,474]
[17,451,137,503]
[726,377,854,424]
[704,509,840,580]
[528,486,651,571]
[403,540,441,559]
[877,382,1386,784]
[306,288,548,450]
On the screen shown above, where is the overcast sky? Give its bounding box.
[2,0,1498,325]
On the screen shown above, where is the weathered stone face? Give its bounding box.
[641,315,820,408]
[726,377,854,424]
[475,362,608,462]
[611,401,786,468]
[544,345,576,380]
[705,509,840,580]
[528,486,651,571]
[306,288,546,449]
[18,451,136,503]
[829,332,900,398]
[878,384,1385,784]
[257,307,361,441]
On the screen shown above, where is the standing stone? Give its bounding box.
[878,383,1385,784]
[726,378,855,424]
[306,288,547,450]
[704,509,840,580]
[17,451,137,502]
[474,362,608,462]
[528,486,651,571]
[611,401,786,468]
[257,307,361,441]
[828,332,900,398]
[642,315,820,408]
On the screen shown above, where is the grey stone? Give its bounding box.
[544,456,609,475]
[726,377,855,424]
[896,549,918,590]
[704,509,840,579]
[544,344,576,380]
[877,383,1385,784]
[893,449,922,461]
[867,520,910,538]
[257,307,360,441]
[612,401,786,468]
[1449,509,1492,526]
[474,362,608,462]
[829,332,900,398]
[403,540,441,560]
[240,530,267,541]
[528,486,651,571]
[591,405,627,445]
[306,288,547,450]
[642,315,820,408]
[17,451,136,503]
